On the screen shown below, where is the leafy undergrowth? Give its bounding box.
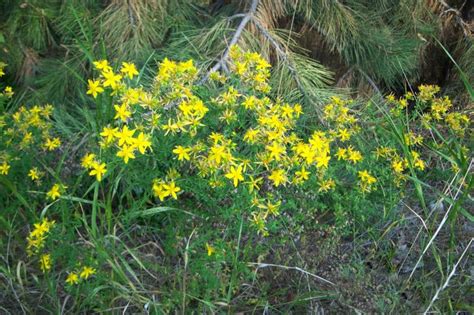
[0,49,472,314]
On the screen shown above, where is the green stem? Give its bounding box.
[91,181,99,238]
[106,189,113,233]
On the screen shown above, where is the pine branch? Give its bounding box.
[252,19,332,120]
[437,0,471,38]
[201,0,259,83]
[251,19,305,97]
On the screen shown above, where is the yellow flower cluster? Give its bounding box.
[102,126,152,164]
[323,96,358,128]
[39,253,52,273]
[251,197,282,236]
[424,97,469,135]
[152,179,181,201]
[66,266,96,285]
[382,85,470,185]
[84,48,386,235]
[387,84,470,136]
[1,104,57,150]
[323,96,364,165]
[26,218,55,272]
[418,84,440,101]
[88,59,209,170]
[156,58,197,86]
[358,170,377,192]
[0,61,6,78]
[375,145,425,186]
[0,104,59,184]
[81,153,107,181]
[0,62,13,98]
[226,45,271,93]
[26,218,55,255]
[445,112,470,134]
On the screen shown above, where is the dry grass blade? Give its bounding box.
[249,262,336,286]
[408,159,473,282]
[423,238,473,314]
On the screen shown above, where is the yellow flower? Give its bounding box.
[116,125,136,146]
[39,254,51,273]
[315,154,331,169]
[114,103,131,122]
[81,153,96,169]
[347,147,363,164]
[260,200,281,216]
[86,79,104,98]
[358,170,377,184]
[294,104,303,117]
[242,95,257,110]
[93,60,111,72]
[4,86,13,97]
[0,62,5,77]
[102,70,122,89]
[318,178,336,192]
[266,142,285,161]
[392,159,404,173]
[208,145,230,165]
[172,145,191,161]
[30,218,55,239]
[386,93,396,102]
[295,166,310,182]
[335,148,347,160]
[247,176,263,192]
[0,161,10,175]
[152,181,170,201]
[100,126,118,143]
[251,211,269,236]
[398,98,408,109]
[209,132,224,144]
[28,168,41,181]
[44,137,61,151]
[27,221,54,256]
[268,169,287,187]
[206,243,215,256]
[47,184,62,200]
[120,62,139,79]
[235,61,247,75]
[418,84,440,101]
[358,170,377,192]
[225,164,244,187]
[338,128,351,142]
[116,145,135,164]
[414,158,425,171]
[66,272,79,285]
[89,161,107,181]
[243,128,259,143]
[375,146,394,159]
[163,181,181,199]
[411,152,425,171]
[79,266,96,279]
[133,132,152,154]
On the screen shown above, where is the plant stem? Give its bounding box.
[91,181,99,238]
